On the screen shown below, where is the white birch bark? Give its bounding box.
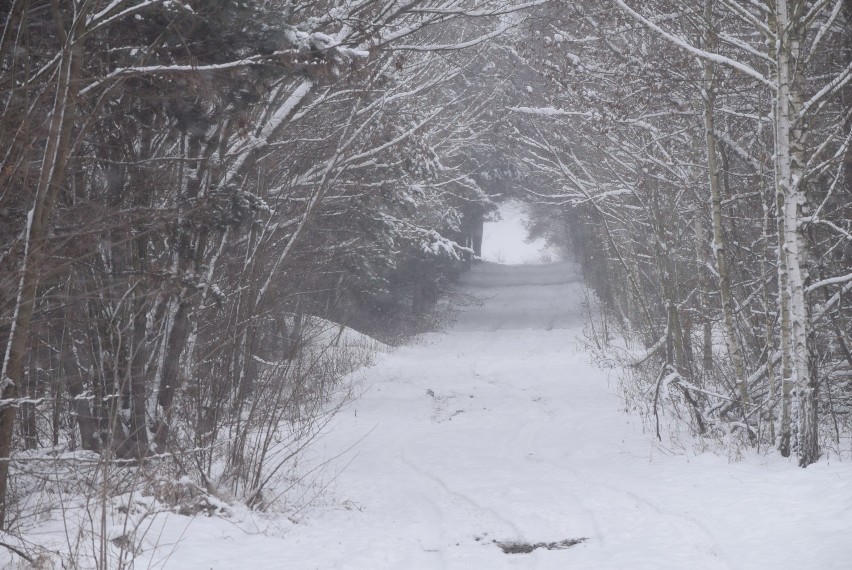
[773,0,819,466]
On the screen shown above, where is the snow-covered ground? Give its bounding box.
[145,261,851,569]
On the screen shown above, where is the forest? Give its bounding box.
[0,0,850,566]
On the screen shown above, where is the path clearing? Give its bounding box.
[163,262,852,569]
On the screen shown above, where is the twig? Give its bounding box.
[0,541,34,563]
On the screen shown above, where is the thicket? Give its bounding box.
[516,0,852,464]
[0,0,519,563]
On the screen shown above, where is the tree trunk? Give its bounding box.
[471,210,484,259]
[773,0,818,466]
[702,0,748,409]
[0,28,84,526]
[761,195,777,445]
[127,291,150,459]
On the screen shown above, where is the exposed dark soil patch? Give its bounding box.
[495,538,587,554]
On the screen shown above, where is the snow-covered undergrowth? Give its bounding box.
[0,319,390,569]
[579,302,748,460]
[5,262,851,569]
[579,287,852,465]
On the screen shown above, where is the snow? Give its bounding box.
[302,316,391,359]
[481,201,557,264]
[137,262,850,568]
[6,263,851,568]
[614,0,776,90]
[508,106,592,117]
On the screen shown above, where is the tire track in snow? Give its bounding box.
[522,446,733,569]
[409,262,731,567]
[398,446,524,541]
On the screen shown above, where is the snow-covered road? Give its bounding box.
[165,262,852,569]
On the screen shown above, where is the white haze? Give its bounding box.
[481,200,557,264]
